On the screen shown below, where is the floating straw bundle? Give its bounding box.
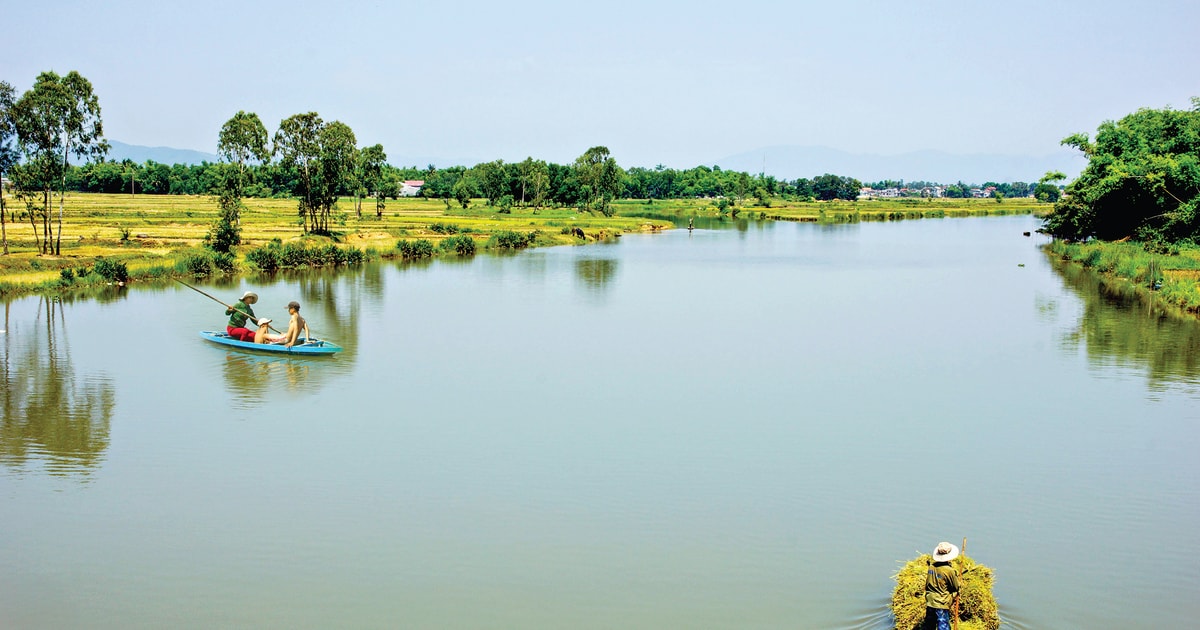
[890,553,1000,630]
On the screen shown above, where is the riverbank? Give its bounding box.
[0,193,671,297]
[0,194,1049,298]
[1046,239,1200,318]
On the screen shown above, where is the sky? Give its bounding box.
[5,0,1199,170]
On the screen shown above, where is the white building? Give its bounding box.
[399,180,425,197]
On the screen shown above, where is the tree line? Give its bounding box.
[2,68,1066,258]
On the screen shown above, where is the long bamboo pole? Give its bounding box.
[175,278,282,334]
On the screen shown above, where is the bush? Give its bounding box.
[184,253,214,277]
[93,258,129,283]
[59,268,75,284]
[397,238,435,259]
[488,230,534,249]
[429,222,461,235]
[246,242,281,271]
[441,234,476,256]
[212,251,237,274]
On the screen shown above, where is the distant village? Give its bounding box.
[857,184,1013,200]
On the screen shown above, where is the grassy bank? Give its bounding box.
[1047,239,1200,317]
[0,192,669,297]
[612,196,1048,222]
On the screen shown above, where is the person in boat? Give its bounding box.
[254,301,310,348]
[225,291,260,342]
[924,541,961,630]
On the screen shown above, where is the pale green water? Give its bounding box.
[2,215,1198,629]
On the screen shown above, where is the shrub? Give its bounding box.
[212,251,237,274]
[93,258,129,283]
[246,242,281,271]
[397,238,435,259]
[441,234,476,256]
[429,222,461,235]
[59,268,75,284]
[184,253,214,277]
[489,230,533,250]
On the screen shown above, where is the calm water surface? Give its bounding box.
[2,215,1198,629]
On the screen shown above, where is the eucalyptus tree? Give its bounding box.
[573,146,622,216]
[0,81,16,254]
[10,71,107,255]
[208,111,270,252]
[316,121,357,232]
[352,143,385,219]
[274,112,324,233]
[217,111,270,198]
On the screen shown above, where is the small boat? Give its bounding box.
[199,331,342,355]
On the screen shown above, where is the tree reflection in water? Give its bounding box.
[0,297,115,477]
[1052,257,1200,389]
[575,258,618,294]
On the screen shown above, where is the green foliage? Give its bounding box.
[244,240,366,269]
[428,222,461,234]
[59,268,75,284]
[93,257,128,283]
[1044,101,1200,242]
[440,234,476,256]
[487,230,535,249]
[246,241,281,271]
[396,238,434,259]
[183,252,214,277]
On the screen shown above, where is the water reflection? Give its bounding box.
[220,351,316,408]
[1052,256,1200,389]
[574,258,619,294]
[0,298,115,477]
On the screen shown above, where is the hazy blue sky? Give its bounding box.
[6,0,1198,168]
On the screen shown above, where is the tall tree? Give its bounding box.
[353,143,385,219]
[573,146,622,216]
[274,113,324,233]
[315,121,357,233]
[0,81,17,254]
[217,111,270,198]
[11,71,107,255]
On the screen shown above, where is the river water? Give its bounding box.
[2,215,1198,629]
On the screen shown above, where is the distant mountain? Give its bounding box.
[713,145,1087,185]
[106,140,219,165]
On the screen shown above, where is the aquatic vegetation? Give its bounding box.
[891,553,999,630]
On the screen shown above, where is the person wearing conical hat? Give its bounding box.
[924,541,961,630]
[225,291,260,342]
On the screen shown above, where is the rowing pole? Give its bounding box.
[174,278,283,334]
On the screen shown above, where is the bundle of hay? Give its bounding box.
[890,553,1000,630]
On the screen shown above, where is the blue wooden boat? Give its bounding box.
[199,331,342,355]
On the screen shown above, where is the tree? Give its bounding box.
[573,146,622,216]
[210,111,269,252]
[217,111,270,199]
[315,121,357,233]
[0,81,16,254]
[274,112,324,233]
[353,143,386,218]
[1044,100,1200,242]
[11,71,108,255]
[812,173,861,201]
[1034,171,1066,204]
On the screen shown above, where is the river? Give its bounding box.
[2,214,1198,629]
